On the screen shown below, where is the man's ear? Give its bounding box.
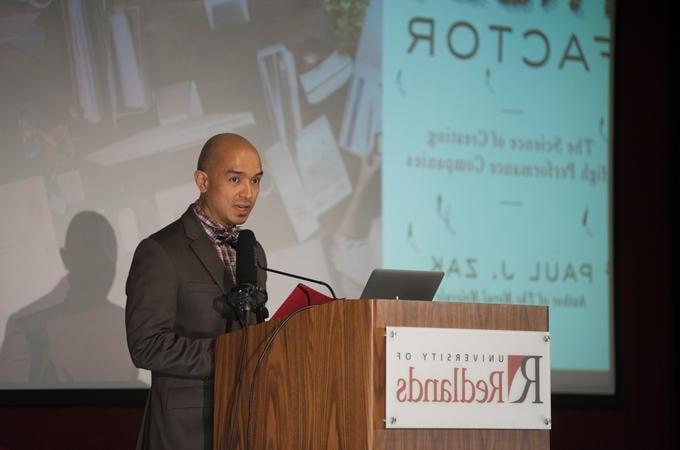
[194,170,209,193]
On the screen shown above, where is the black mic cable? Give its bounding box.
[246,305,317,450]
[256,261,337,300]
[223,300,248,450]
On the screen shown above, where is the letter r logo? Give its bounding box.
[508,355,543,404]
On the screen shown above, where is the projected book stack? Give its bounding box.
[62,1,149,125]
[214,299,550,450]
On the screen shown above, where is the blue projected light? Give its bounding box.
[383,1,611,373]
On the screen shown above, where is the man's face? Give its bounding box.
[195,145,263,227]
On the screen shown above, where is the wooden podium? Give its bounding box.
[214,300,549,450]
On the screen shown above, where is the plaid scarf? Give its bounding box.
[192,202,238,283]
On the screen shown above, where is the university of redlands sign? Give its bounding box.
[385,327,551,429]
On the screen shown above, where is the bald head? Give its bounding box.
[197,133,257,172]
[194,133,263,227]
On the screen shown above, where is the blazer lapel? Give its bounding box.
[181,206,230,294]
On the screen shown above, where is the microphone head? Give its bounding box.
[236,229,257,285]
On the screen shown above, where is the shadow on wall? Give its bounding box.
[0,211,143,388]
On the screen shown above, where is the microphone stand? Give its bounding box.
[256,262,337,300]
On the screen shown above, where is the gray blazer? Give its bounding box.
[125,206,267,450]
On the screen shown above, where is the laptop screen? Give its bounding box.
[359,269,444,301]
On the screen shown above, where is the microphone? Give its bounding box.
[236,230,258,285]
[219,230,268,323]
[255,261,337,300]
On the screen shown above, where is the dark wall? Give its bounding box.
[550,1,675,450]
[0,406,142,450]
[0,2,675,450]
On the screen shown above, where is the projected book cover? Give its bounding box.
[0,0,613,394]
[383,0,611,373]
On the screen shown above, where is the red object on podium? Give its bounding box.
[271,283,333,319]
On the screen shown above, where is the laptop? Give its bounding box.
[359,269,444,301]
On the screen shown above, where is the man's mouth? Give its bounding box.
[234,204,251,214]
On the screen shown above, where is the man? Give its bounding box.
[125,133,267,450]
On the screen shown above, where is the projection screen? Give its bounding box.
[0,0,613,395]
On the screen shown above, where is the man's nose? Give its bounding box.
[240,181,253,200]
